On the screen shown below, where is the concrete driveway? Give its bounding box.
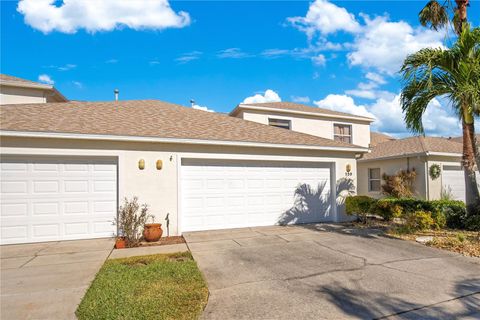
[184,224,480,320]
[1,238,114,320]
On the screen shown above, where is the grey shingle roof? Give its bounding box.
[0,100,366,150]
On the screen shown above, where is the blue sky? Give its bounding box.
[2,0,479,137]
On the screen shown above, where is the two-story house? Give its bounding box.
[0,74,67,105]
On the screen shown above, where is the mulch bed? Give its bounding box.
[139,236,185,247]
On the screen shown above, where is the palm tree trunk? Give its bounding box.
[461,110,480,214]
[454,0,469,34]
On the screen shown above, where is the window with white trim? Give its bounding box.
[268,118,291,130]
[334,124,352,143]
[369,168,381,192]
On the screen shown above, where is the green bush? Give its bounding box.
[345,196,375,222]
[372,198,403,221]
[405,210,435,231]
[464,215,480,231]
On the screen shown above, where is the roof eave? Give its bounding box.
[0,130,369,153]
[358,151,462,162]
[0,81,67,102]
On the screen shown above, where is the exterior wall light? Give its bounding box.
[156,160,163,170]
[346,164,352,173]
[138,159,145,170]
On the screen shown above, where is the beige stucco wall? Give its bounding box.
[238,109,371,148]
[0,86,63,104]
[357,156,428,199]
[1,136,360,235]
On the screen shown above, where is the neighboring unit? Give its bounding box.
[0,100,368,244]
[231,102,374,148]
[0,74,67,105]
[358,134,479,201]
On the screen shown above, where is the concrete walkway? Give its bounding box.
[185,224,480,320]
[0,238,114,320]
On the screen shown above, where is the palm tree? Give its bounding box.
[400,26,480,214]
[419,0,470,35]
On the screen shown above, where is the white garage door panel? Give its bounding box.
[0,157,117,245]
[442,166,480,202]
[181,160,333,232]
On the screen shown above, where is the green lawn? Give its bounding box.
[76,252,209,320]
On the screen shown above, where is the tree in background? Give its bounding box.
[400,26,480,214]
[419,0,470,35]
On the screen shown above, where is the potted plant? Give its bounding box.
[143,216,163,242]
[115,197,150,248]
[115,236,126,249]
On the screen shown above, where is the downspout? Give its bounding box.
[424,153,430,200]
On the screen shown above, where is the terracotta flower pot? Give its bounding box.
[115,237,126,249]
[143,223,163,242]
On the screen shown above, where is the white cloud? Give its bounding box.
[314,93,460,137]
[291,96,311,104]
[58,63,76,71]
[287,0,360,37]
[243,89,281,104]
[289,1,444,75]
[72,81,83,88]
[192,104,215,112]
[217,48,251,59]
[38,74,54,85]
[347,15,444,74]
[17,0,190,34]
[365,72,386,85]
[311,54,326,66]
[175,51,202,64]
[344,89,376,99]
[314,94,375,119]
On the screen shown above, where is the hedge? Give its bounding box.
[345,196,474,230]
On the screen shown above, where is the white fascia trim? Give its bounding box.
[0,81,53,90]
[232,104,375,123]
[425,151,462,157]
[358,152,427,162]
[0,131,369,153]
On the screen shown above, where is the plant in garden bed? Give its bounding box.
[116,197,151,248]
[381,169,417,198]
[345,195,375,223]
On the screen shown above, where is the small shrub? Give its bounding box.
[345,196,375,223]
[430,210,446,229]
[464,215,480,231]
[431,200,467,229]
[117,197,151,247]
[405,210,435,231]
[457,233,466,242]
[381,169,417,198]
[372,199,403,221]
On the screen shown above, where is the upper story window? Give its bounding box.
[334,124,352,143]
[268,118,291,130]
[369,168,381,192]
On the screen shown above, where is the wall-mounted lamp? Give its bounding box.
[346,164,352,173]
[156,160,163,170]
[138,159,145,170]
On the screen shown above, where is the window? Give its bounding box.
[268,118,291,130]
[369,168,381,192]
[334,124,352,143]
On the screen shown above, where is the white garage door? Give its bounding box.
[181,159,333,232]
[442,165,480,202]
[0,156,117,245]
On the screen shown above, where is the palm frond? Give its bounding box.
[419,0,449,31]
